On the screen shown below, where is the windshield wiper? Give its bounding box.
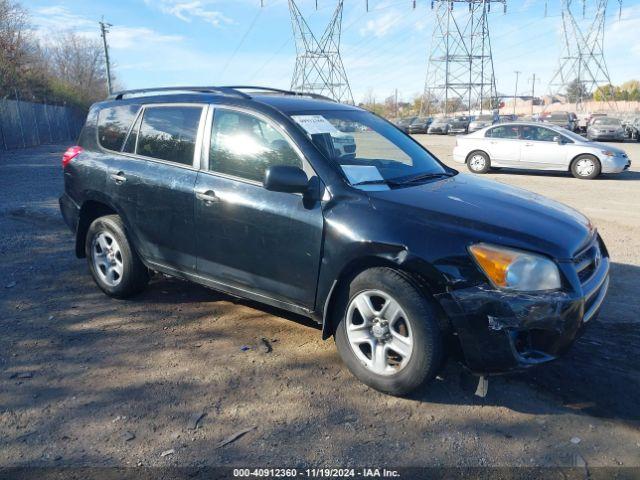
[352,179,398,186]
[394,172,455,184]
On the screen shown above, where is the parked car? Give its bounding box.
[60,86,611,396]
[586,117,627,142]
[578,113,607,134]
[468,114,497,133]
[395,116,417,133]
[453,122,630,179]
[449,115,471,134]
[498,114,518,123]
[540,111,578,132]
[427,117,451,134]
[407,117,433,134]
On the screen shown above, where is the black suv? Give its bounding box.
[60,86,610,395]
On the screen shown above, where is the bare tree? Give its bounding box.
[0,0,34,92]
[46,31,108,105]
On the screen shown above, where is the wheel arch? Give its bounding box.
[569,152,601,173]
[75,200,118,258]
[320,256,452,340]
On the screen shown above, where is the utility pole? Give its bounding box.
[395,88,398,118]
[530,73,537,116]
[99,18,113,96]
[513,70,521,115]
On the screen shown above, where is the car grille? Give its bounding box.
[573,236,602,284]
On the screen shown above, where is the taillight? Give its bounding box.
[62,146,83,168]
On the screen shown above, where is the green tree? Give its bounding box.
[565,78,590,103]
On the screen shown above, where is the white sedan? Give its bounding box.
[452,122,631,179]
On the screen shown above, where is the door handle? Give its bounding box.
[196,190,219,205]
[110,172,127,184]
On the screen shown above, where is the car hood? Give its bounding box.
[367,174,593,259]
[589,142,627,154]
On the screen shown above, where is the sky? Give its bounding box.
[22,0,640,104]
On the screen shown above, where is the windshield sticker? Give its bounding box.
[340,165,390,191]
[291,115,341,135]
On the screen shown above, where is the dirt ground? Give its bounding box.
[1,138,640,473]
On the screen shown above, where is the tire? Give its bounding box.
[466,151,491,174]
[571,155,601,180]
[334,268,443,396]
[85,214,149,298]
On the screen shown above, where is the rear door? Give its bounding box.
[194,106,324,309]
[485,125,521,165]
[118,103,206,273]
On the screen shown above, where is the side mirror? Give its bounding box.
[263,165,309,194]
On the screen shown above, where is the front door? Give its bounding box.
[519,125,569,168]
[194,106,324,308]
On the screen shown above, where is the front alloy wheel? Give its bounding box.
[345,290,413,376]
[334,267,443,396]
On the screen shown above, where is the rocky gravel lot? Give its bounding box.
[1,139,639,475]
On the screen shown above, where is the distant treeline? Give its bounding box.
[0,0,109,109]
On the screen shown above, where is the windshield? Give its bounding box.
[593,118,621,126]
[476,115,493,121]
[289,110,448,188]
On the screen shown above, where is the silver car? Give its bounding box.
[586,117,627,142]
[453,122,631,179]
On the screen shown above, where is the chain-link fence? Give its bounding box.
[0,93,87,151]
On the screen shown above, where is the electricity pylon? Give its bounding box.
[548,0,621,110]
[288,0,354,103]
[421,0,506,116]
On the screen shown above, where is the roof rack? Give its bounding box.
[108,85,337,103]
[223,86,337,103]
[108,86,251,101]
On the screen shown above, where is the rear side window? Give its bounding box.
[486,125,519,139]
[97,105,140,151]
[137,106,203,166]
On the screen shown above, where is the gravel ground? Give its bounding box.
[1,139,639,473]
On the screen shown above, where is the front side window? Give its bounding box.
[521,126,558,142]
[137,106,202,166]
[209,109,302,182]
[487,125,520,139]
[289,109,447,187]
[97,105,140,151]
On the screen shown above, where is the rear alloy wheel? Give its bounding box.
[334,268,442,396]
[571,155,601,180]
[467,151,491,174]
[86,215,150,298]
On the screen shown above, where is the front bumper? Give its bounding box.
[428,127,448,134]
[600,155,631,174]
[449,127,468,134]
[436,247,610,373]
[589,132,626,141]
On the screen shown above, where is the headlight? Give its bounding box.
[469,243,561,292]
[601,150,616,157]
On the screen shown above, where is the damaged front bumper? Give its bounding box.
[436,253,610,373]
